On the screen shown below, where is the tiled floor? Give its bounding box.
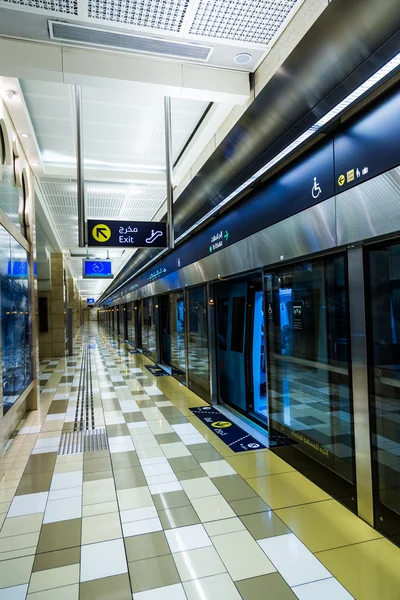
[1,325,400,599]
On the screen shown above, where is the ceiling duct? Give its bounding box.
[49,20,213,61]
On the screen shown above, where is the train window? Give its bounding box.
[231,296,245,353]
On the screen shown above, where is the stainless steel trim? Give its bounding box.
[183,288,189,388]
[348,246,374,526]
[75,85,86,247]
[164,97,174,250]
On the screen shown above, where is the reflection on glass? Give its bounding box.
[0,160,21,231]
[127,302,135,346]
[266,255,354,483]
[142,297,157,362]
[252,290,267,420]
[161,292,186,383]
[0,225,32,414]
[368,242,400,522]
[188,286,209,401]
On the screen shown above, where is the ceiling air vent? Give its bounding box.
[49,21,213,61]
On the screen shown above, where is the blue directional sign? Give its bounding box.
[7,260,37,278]
[87,298,95,304]
[83,260,113,279]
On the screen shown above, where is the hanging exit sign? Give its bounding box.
[87,220,167,248]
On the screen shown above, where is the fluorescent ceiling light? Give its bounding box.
[175,50,400,244]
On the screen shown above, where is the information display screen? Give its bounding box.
[83,260,113,279]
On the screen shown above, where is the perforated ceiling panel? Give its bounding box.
[0,0,77,14]
[189,0,299,45]
[88,0,190,31]
[39,181,166,248]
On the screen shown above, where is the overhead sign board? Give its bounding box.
[87,298,95,304]
[83,260,113,279]
[87,220,167,248]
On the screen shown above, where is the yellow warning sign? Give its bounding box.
[92,224,111,243]
[338,174,345,186]
[211,421,232,429]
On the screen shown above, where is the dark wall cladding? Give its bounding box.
[110,83,400,304]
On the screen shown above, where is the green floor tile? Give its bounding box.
[106,424,130,437]
[33,547,81,572]
[129,555,180,593]
[24,453,57,475]
[80,574,132,600]
[125,532,170,562]
[83,470,113,483]
[114,467,147,490]
[110,452,140,469]
[16,471,53,496]
[235,573,297,599]
[154,433,181,444]
[83,457,112,474]
[158,505,201,529]
[212,475,257,501]
[240,511,289,540]
[153,491,191,511]
[37,519,82,554]
[168,456,200,473]
[229,496,271,516]
[190,446,223,463]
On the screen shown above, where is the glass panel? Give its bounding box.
[169,292,186,379]
[142,297,157,362]
[127,302,135,346]
[266,255,354,483]
[188,286,210,402]
[252,289,267,420]
[368,242,400,527]
[0,225,32,415]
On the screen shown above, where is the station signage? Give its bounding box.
[87,298,95,304]
[87,220,167,248]
[83,260,113,279]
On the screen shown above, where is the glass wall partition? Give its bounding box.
[127,302,135,346]
[118,305,126,339]
[142,296,158,363]
[160,291,186,383]
[367,240,400,543]
[187,286,209,401]
[265,254,356,509]
[0,225,32,415]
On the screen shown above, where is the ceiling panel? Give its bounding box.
[87,0,190,32]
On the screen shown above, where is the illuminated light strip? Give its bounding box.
[102,51,400,303]
[175,51,400,244]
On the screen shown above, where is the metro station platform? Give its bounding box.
[1,326,400,600]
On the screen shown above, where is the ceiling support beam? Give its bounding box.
[75,85,86,247]
[0,38,250,105]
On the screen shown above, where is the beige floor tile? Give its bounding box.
[160,443,192,459]
[83,478,116,505]
[82,500,119,517]
[226,451,295,479]
[82,512,122,544]
[212,530,276,581]
[27,583,79,599]
[117,486,153,511]
[0,554,35,588]
[173,546,226,581]
[204,518,246,537]
[29,564,80,593]
[184,573,242,600]
[181,477,219,499]
[247,472,330,509]
[191,495,236,522]
[317,538,400,600]
[0,531,39,554]
[136,447,165,460]
[0,513,44,537]
[54,462,84,474]
[276,499,381,552]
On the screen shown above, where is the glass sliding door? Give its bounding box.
[367,240,400,544]
[187,286,209,401]
[265,254,356,508]
[127,302,135,346]
[160,291,186,383]
[142,297,158,362]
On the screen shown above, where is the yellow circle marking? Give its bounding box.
[338,174,345,186]
[92,223,111,243]
[211,421,232,428]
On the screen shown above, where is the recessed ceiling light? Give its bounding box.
[234,53,252,65]
[4,90,16,100]
[20,133,29,139]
